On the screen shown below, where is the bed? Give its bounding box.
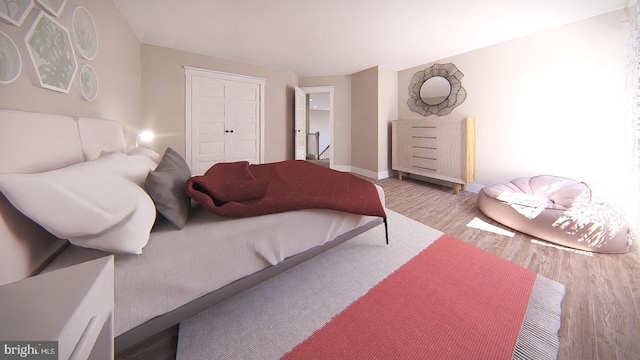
[0,109,386,353]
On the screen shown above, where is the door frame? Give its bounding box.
[184,66,266,172]
[301,86,334,169]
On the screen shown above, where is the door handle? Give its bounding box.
[225,130,234,133]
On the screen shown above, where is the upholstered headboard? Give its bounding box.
[76,117,127,160]
[0,109,128,286]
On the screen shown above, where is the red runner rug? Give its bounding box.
[283,234,537,359]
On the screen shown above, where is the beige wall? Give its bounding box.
[398,10,629,206]
[349,66,398,178]
[299,75,352,168]
[0,0,141,143]
[377,67,398,173]
[141,44,297,163]
[351,67,379,174]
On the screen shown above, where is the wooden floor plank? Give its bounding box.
[620,250,640,322]
[527,243,562,281]
[557,250,596,360]
[116,326,178,360]
[500,233,535,268]
[591,254,640,357]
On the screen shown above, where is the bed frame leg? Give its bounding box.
[384,217,389,245]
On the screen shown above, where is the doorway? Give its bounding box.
[301,86,334,169]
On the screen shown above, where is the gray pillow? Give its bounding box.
[145,147,192,229]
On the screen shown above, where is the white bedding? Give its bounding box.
[0,109,387,340]
[43,185,385,336]
[0,151,157,255]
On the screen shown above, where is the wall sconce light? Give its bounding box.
[136,129,154,147]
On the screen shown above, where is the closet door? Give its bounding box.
[186,68,265,174]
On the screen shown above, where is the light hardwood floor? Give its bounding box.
[117,176,640,360]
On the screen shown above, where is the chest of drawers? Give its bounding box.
[391,117,475,194]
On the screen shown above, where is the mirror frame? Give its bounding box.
[407,63,467,116]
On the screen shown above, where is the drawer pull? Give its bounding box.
[413,165,436,172]
[412,156,436,160]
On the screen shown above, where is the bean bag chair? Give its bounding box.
[477,175,630,254]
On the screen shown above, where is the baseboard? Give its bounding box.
[350,167,392,180]
[331,164,352,173]
[333,165,485,192]
[465,183,484,194]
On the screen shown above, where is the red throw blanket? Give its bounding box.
[186,160,386,221]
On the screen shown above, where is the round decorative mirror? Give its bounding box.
[408,63,467,116]
[420,76,451,105]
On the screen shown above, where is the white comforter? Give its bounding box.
[44,186,384,336]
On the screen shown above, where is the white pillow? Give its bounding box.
[126,146,162,166]
[0,151,156,254]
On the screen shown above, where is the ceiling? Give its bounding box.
[113,0,630,77]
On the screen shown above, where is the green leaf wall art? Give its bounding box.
[35,0,66,17]
[25,10,77,92]
[0,0,33,26]
[72,6,97,59]
[79,64,97,101]
[0,31,21,83]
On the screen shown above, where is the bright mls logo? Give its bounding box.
[0,342,57,359]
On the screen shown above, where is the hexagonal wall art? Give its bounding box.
[0,0,33,26]
[35,0,67,17]
[25,10,77,93]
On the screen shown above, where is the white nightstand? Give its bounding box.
[0,256,114,360]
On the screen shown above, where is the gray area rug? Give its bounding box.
[176,209,564,359]
[177,210,442,359]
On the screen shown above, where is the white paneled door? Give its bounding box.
[294,86,307,160]
[186,68,265,174]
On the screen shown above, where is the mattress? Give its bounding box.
[43,185,384,336]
